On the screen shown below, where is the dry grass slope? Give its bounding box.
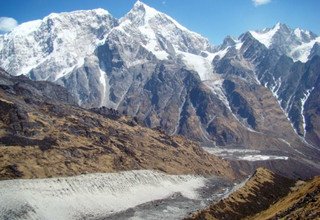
[187,167,320,220]
[187,168,295,220]
[251,176,320,220]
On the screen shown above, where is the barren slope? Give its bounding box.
[187,168,295,220]
[251,176,320,220]
[187,167,320,220]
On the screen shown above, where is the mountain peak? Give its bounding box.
[249,22,292,48]
[223,36,236,45]
[274,22,291,33]
[274,22,287,29]
[133,0,148,9]
[220,35,237,49]
[132,0,159,17]
[121,1,206,39]
[121,0,162,26]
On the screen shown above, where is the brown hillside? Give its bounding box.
[187,167,295,220]
[250,176,320,220]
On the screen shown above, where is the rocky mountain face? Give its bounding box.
[0,1,319,158]
[210,27,320,150]
[187,167,320,220]
[220,24,320,148]
[0,68,234,180]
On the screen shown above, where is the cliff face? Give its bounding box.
[0,68,234,180]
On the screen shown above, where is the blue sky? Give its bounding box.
[0,0,319,44]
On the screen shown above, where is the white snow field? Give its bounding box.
[203,147,289,161]
[0,170,208,220]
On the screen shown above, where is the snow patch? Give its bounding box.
[301,87,314,137]
[203,147,289,161]
[99,68,108,107]
[235,42,243,50]
[203,148,260,156]
[238,155,289,161]
[171,94,186,135]
[270,75,282,99]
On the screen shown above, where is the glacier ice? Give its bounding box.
[0,170,206,220]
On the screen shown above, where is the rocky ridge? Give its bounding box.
[187,167,320,220]
[251,175,320,219]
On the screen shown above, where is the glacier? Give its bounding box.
[203,147,289,161]
[0,170,211,220]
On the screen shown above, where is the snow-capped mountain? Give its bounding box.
[188,20,320,147]
[249,22,320,62]
[210,23,320,146]
[0,1,319,153]
[115,1,218,81]
[121,1,213,57]
[0,8,117,80]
